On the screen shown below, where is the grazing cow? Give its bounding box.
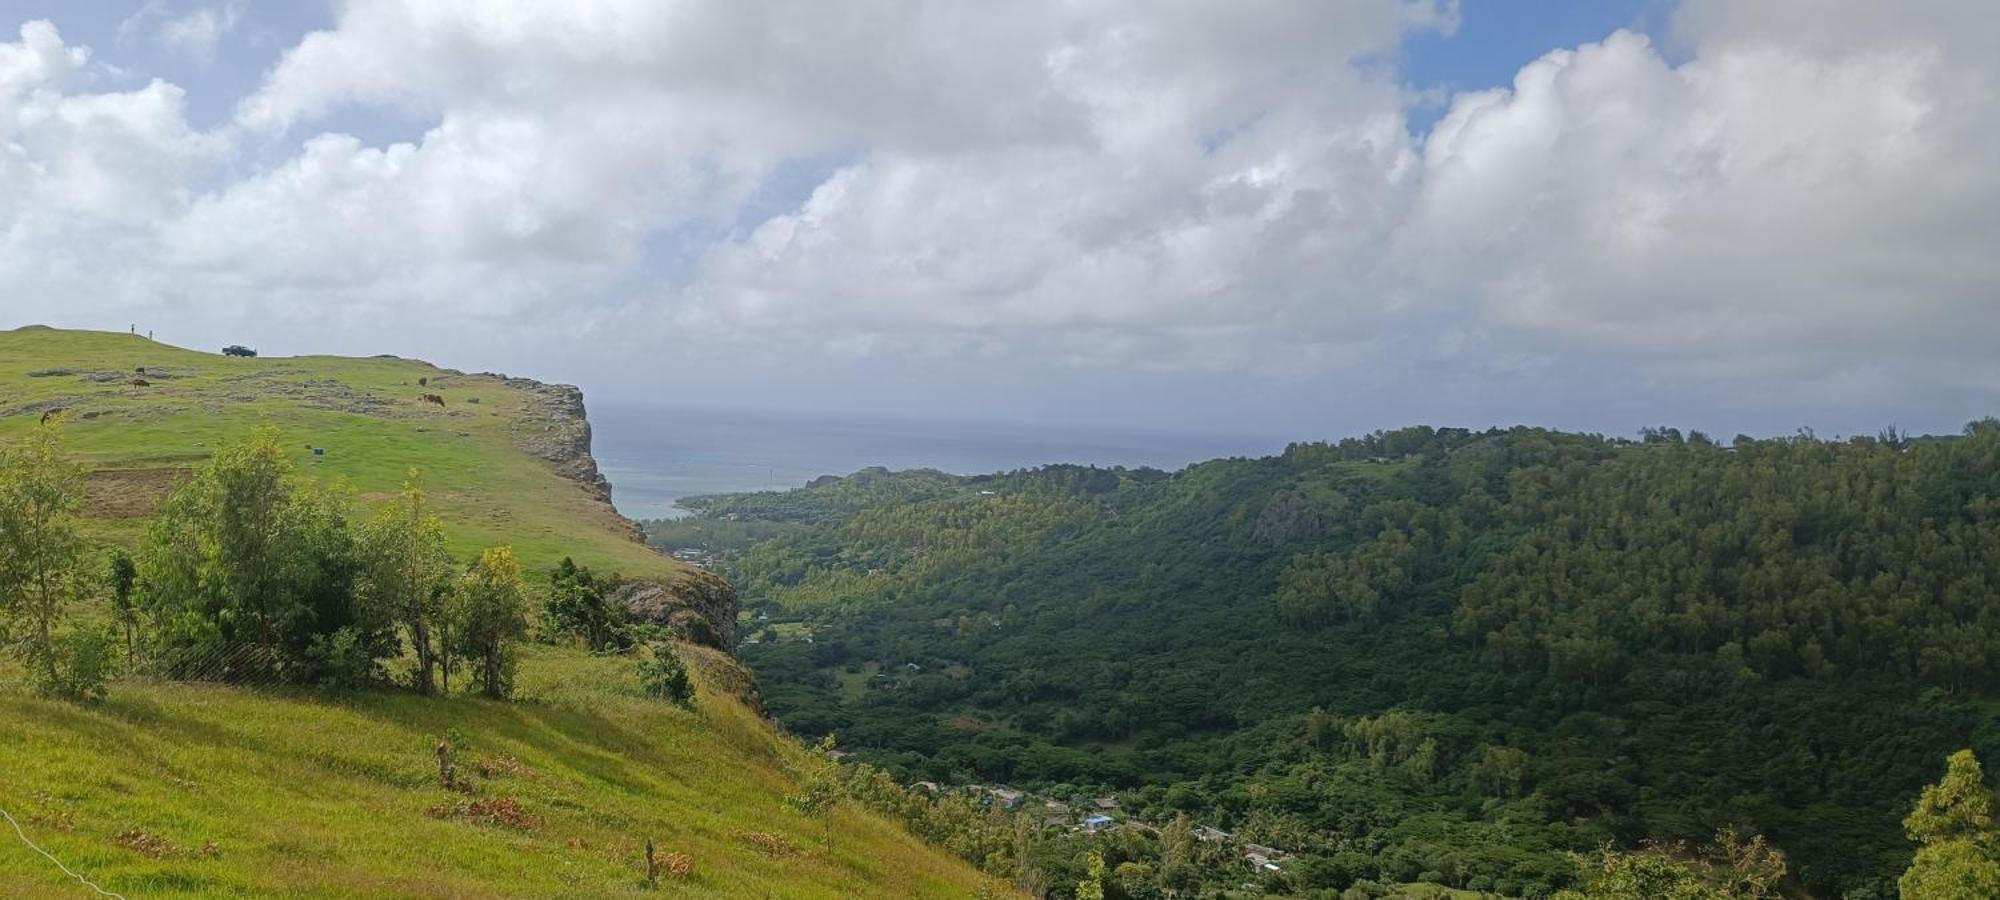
[40,408,65,424]
[420,393,446,407]
[131,378,151,387]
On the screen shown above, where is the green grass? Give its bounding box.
[0,648,999,897]
[0,327,1002,897]
[0,326,667,579]
[832,662,882,704]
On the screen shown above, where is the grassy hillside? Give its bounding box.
[0,326,657,576]
[0,326,1002,897]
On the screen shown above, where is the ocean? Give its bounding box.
[591,405,1281,520]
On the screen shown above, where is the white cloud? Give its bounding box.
[118,2,244,63]
[201,0,1448,367]
[1406,10,2000,382]
[0,22,216,319]
[2,0,1999,429]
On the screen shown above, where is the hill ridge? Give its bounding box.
[0,325,1000,897]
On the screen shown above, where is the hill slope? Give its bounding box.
[658,426,2000,897]
[0,327,999,897]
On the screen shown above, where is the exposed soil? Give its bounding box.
[85,468,192,518]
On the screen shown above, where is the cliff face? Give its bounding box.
[491,372,739,650]
[617,570,738,650]
[500,377,619,509]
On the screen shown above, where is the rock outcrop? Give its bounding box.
[499,377,618,508]
[617,569,738,651]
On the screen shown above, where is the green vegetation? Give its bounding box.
[545,556,635,653]
[1552,830,1784,900]
[142,425,389,686]
[656,423,2000,897]
[638,638,696,707]
[361,470,455,693]
[0,327,998,897]
[1899,749,2000,898]
[0,649,996,897]
[454,547,531,700]
[0,423,94,698]
[0,326,670,576]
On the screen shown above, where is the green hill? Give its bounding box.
[658,425,2000,897]
[2,326,667,577]
[0,327,1002,898]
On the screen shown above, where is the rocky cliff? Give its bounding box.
[487,372,740,650]
[498,376,619,508]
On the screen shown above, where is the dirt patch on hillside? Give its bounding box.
[86,468,191,518]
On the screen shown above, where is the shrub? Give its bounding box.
[541,557,630,652]
[35,627,118,703]
[454,547,529,699]
[638,638,695,707]
[305,626,389,690]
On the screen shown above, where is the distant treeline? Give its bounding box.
[652,421,2000,897]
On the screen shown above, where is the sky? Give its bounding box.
[2,1,1997,443]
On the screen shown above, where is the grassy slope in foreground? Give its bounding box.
[0,327,998,897]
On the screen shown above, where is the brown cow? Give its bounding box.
[420,393,446,407]
[40,408,66,424]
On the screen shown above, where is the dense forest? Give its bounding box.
[649,422,2000,897]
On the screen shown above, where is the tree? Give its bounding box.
[543,557,629,651]
[140,427,378,682]
[0,423,90,697]
[787,735,843,846]
[361,470,453,693]
[1471,745,1532,799]
[637,636,695,707]
[107,549,138,663]
[1900,750,2000,899]
[1554,832,1783,900]
[454,547,528,699]
[1076,850,1107,900]
[1156,814,1202,893]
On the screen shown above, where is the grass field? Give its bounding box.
[0,647,1000,897]
[0,326,671,578]
[0,327,1003,897]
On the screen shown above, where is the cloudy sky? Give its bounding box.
[2,0,1997,441]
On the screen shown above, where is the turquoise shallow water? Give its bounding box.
[591,405,1279,520]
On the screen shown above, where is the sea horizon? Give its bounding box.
[592,404,1282,520]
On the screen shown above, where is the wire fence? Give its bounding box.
[115,639,413,693]
[136,641,296,688]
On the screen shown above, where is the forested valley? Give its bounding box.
[648,422,2000,897]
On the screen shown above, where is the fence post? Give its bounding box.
[645,837,658,886]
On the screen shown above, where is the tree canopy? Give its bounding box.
[654,422,2000,896]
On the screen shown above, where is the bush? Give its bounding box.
[305,626,389,690]
[1298,852,1375,891]
[541,557,630,652]
[34,627,118,703]
[638,638,695,707]
[680,615,722,648]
